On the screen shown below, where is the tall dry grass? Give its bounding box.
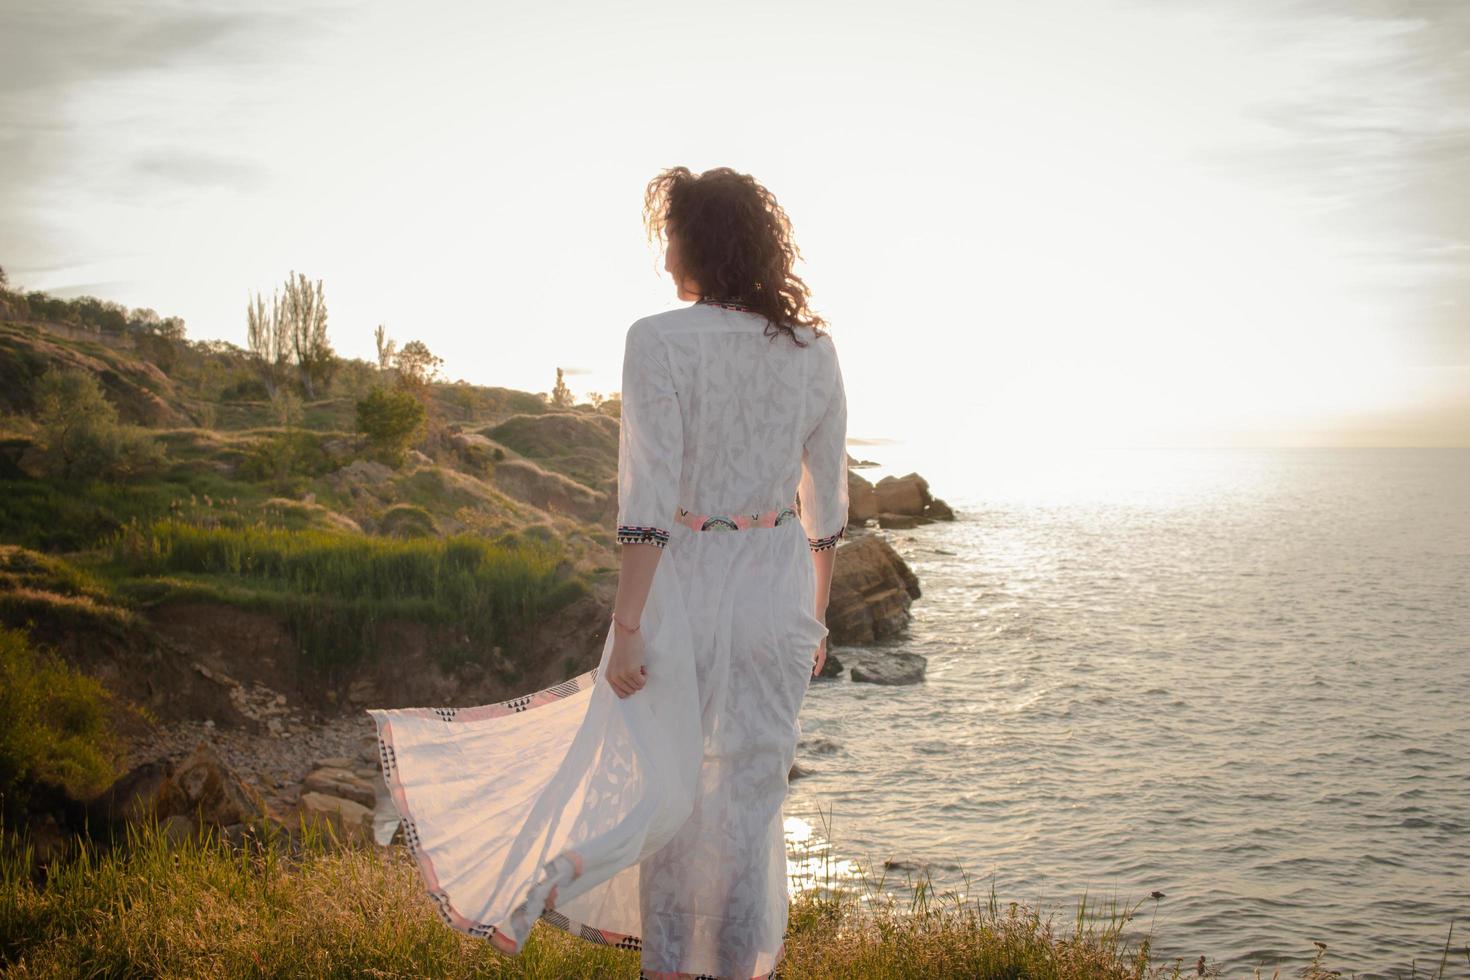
[0,809,1412,979]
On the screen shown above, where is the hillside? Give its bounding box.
[0,310,629,721]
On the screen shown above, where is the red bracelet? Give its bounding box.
[613,614,641,633]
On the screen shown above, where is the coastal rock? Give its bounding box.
[827,536,921,645]
[299,791,374,845]
[877,513,926,529]
[818,650,844,679]
[847,470,880,523]
[302,766,376,808]
[849,652,927,686]
[798,735,842,755]
[874,472,932,516]
[925,497,956,521]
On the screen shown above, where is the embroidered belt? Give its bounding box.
[617,505,844,551]
[675,506,798,532]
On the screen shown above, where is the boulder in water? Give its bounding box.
[849,652,927,686]
[874,472,932,516]
[817,649,844,679]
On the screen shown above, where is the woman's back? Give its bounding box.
[616,300,849,552]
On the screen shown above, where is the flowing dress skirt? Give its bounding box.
[367,518,828,979]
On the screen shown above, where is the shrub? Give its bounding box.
[219,375,271,401]
[237,430,334,485]
[378,503,438,538]
[0,625,120,823]
[356,385,425,467]
[32,367,165,481]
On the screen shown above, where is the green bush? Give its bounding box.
[32,367,165,481]
[378,503,438,538]
[236,430,334,485]
[356,385,425,468]
[0,626,119,823]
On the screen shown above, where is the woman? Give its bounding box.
[368,165,849,979]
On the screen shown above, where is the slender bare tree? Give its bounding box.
[245,289,290,396]
[283,271,334,399]
[374,323,397,375]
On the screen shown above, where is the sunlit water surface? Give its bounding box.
[784,448,1470,978]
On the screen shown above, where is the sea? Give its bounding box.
[784,448,1470,979]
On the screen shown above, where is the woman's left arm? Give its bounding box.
[607,543,661,698]
[607,319,683,698]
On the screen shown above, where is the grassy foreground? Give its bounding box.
[0,818,1362,980]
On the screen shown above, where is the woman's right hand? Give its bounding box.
[812,636,827,678]
[607,622,648,699]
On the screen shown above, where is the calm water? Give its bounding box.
[786,448,1470,978]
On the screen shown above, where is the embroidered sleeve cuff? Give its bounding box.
[616,525,670,547]
[808,526,845,551]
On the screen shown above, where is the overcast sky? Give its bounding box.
[2,0,1466,485]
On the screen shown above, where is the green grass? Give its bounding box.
[0,473,274,553]
[0,624,124,825]
[0,810,1404,980]
[101,518,585,669]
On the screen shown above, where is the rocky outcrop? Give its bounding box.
[849,652,927,685]
[848,471,880,523]
[159,743,274,827]
[925,498,955,521]
[827,535,922,645]
[873,472,957,526]
[817,649,844,679]
[875,472,929,515]
[302,766,376,808]
[89,742,277,838]
[300,791,374,845]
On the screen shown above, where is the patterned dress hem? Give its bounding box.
[370,669,644,957]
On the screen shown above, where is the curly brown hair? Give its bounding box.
[642,166,829,347]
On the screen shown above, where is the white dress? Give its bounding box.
[367,298,849,980]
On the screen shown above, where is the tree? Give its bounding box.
[246,271,337,399]
[283,271,335,398]
[246,289,290,396]
[551,367,574,408]
[374,323,397,375]
[356,386,426,467]
[394,340,443,389]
